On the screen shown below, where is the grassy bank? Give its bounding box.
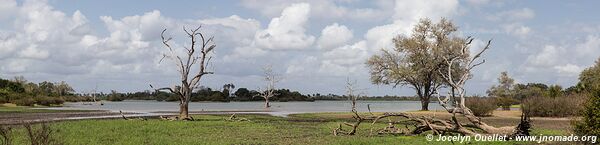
[2,112,571,145]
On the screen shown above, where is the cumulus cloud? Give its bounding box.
[317,23,353,49]
[523,35,600,79]
[0,0,276,92]
[240,0,390,21]
[0,0,95,75]
[487,8,535,22]
[0,0,17,20]
[526,45,559,67]
[254,3,314,50]
[365,0,459,51]
[554,64,583,77]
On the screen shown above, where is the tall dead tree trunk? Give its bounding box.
[435,38,515,135]
[151,26,216,120]
[258,65,279,108]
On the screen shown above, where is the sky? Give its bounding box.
[0,0,599,96]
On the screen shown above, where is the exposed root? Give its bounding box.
[159,115,192,121]
[119,110,147,121]
[226,113,249,122]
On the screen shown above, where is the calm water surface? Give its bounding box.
[52,100,441,116]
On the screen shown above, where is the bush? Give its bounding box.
[573,91,600,137]
[465,96,498,117]
[496,97,519,110]
[35,97,65,106]
[523,94,587,117]
[13,98,36,106]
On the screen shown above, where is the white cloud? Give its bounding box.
[254,3,315,50]
[317,23,353,49]
[465,0,490,6]
[240,0,390,21]
[319,41,369,76]
[503,24,531,38]
[0,0,17,20]
[554,64,583,77]
[365,0,459,51]
[575,35,600,57]
[19,45,49,59]
[285,56,319,75]
[487,8,535,22]
[526,45,559,67]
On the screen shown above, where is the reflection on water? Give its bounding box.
[50,100,442,116]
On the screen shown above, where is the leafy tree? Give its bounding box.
[579,58,600,93]
[0,79,25,93]
[366,18,468,111]
[222,83,235,98]
[546,85,562,98]
[38,81,55,96]
[574,58,600,136]
[54,81,74,96]
[574,90,600,137]
[487,71,517,110]
[233,88,253,101]
[107,90,124,101]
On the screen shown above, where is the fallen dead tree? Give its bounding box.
[226,113,249,122]
[119,110,148,121]
[335,38,528,138]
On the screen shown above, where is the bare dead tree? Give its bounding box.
[333,38,523,137]
[435,38,515,135]
[333,78,372,136]
[0,125,12,145]
[257,65,280,108]
[151,26,216,120]
[23,123,59,145]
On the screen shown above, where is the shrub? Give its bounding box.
[35,97,65,106]
[573,91,600,137]
[496,97,519,110]
[465,96,498,117]
[13,98,36,106]
[523,94,587,117]
[23,123,61,145]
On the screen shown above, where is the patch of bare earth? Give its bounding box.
[0,111,129,125]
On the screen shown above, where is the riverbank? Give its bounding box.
[1,111,573,144]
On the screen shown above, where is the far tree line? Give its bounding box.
[0,75,428,106]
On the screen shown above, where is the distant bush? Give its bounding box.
[13,98,36,106]
[465,96,498,117]
[496,97,519,110]
[35,97,65,106]
[523,94,587,117]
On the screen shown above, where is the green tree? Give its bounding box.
[54,81,74,96]
[487,71,517,110]
[546,85,562,98]
[38,81,55,96]
[579,58,600,93]
[366,18,468,111]
[574,58,600,136]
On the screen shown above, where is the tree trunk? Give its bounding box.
[264,99,270,108]
[179,101,189,119]
[420,98,430,111]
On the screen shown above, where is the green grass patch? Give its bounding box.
[0,114,548,144]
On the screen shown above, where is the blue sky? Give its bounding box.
[0,0,599,96]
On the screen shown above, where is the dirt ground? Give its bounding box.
[0,111,127,125]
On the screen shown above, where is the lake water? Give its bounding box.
[50,100,442,116]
